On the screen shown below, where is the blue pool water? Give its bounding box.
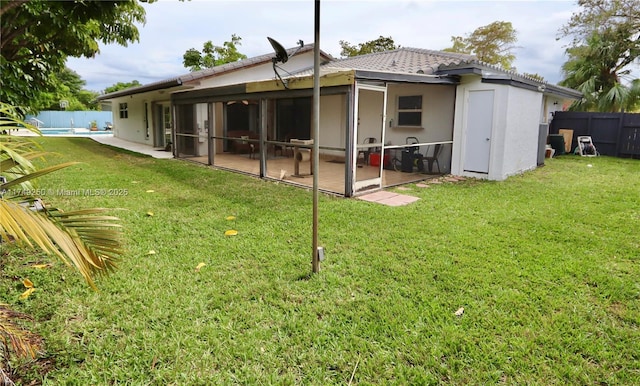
[40,128,113,136]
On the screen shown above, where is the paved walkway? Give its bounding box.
[357,190,420,206]
[89,135,174,159]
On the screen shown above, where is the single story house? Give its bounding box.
[97,43,581,197]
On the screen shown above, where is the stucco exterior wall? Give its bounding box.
[542,95,567,123]
[384,83,455,147]
[109,52,317,146]
[194,51,316,90]
[111,96,152,145]
[320,94,346,152]
[451,74,547,181]
[500,85,544,179]
[108,85,176,147]
[487,84,509,180]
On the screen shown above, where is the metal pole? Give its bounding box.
[312,0,320,274]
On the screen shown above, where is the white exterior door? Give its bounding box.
[464,90,494,174]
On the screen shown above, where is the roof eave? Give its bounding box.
[435,67,483,77]
[96,78,183,101]
[436,64,582,100]
[543,84,583,100]
[354,70,460,84]
[482,77,582,100]
[96,44,334,101]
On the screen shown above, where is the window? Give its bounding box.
[397,95,422,126]
[119,103,128,119]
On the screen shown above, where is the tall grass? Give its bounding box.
[1,137,638,385]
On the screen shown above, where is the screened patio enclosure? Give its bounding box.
[172,81,454,197]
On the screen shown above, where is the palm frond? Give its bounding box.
[0,148,49,175]
[0,304,42,360]
[0,199,122,289]
[1,162,79,190]
[600,83,629,112]
[1,102,124,289]
[0,104,41,135]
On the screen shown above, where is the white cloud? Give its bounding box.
[66,0,580,91]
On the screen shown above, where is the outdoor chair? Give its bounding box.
[358,137,378,164]
[421,144,443,174]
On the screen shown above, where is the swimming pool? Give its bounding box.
[39,128,113,136]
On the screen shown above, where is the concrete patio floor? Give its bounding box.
[13,130,423,206]
[97,137,423,206]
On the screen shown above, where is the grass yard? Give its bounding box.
[1,137,639,385]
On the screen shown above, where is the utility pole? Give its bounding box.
[312,0,321,274]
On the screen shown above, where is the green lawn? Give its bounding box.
[2,137,639,385]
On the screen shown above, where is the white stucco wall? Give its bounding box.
[488,84,509,180]
[109,52,317,146]
[319,94,346,153]
[356,88,384,144]
[543,95,568,123]
[111,96,151,145]
[194,51,316,90]
[500,85,544,179]
[451,75,544,181]
[384,83,455,147]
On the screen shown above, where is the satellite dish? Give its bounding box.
[267,37,304,89]
[268,37,288,64]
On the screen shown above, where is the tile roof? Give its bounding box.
[98,45,581,100]
[97,43,333,100]
[324,47,478,75]
[179,43,333,83]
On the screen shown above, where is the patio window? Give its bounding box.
[397,95,422,126]
[119,103,128,119]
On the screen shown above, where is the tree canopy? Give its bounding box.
[559,0,640,111]
[104,80,143,94]
[182,34,247,71]
[36,67,100,111]
[339,36,399,57]
[443,21,518,70]
[0,0,147,113]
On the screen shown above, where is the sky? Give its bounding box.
[66,0,582,92]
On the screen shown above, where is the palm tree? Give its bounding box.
[0,102,123,382]
[560,30,640,112]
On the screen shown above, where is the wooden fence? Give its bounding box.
[550,112,640,159]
